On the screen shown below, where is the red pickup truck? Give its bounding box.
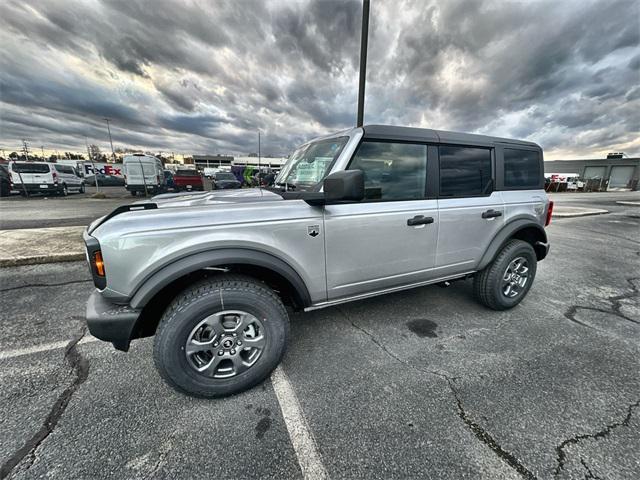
[172,169,205,192]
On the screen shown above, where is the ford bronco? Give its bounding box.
[85,125,551,397]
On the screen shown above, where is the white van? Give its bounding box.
[123,155,165,196]
[8,161,84,196]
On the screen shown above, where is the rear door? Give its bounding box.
[436,145,504,276]
[10,162,52,186]
[125,158,157,187]
[324,140,439,301]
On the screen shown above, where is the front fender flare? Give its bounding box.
[477,220,548,271]
[129,248,312,310]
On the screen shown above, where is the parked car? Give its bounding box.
[84,125,551,398]
[173,169,205,192]
[8,161,84,195]
[212,171,241,189]
[163,170,176,191]
[0,164,11,197]
[84,174,126,187]
[123,154,165,196]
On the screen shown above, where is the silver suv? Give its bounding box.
[84,125,551,397]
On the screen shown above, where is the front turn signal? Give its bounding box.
[94,251,105,277]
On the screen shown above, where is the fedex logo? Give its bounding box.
[83,163,123,177]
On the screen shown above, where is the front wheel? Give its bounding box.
[153,275,289,398]
[130,190,137,197]
[473,239,537,310]
[59,184,68,196]
[79,183,85,193]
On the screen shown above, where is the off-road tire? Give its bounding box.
[153,274,289,398]
[473,239,537,310]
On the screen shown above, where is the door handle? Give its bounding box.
[482,209,503,219]
[407,215,434,226]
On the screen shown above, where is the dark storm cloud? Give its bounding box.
[0,0,638,158]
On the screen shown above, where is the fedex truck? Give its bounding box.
[82,162,124,178]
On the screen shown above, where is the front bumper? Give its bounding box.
[86,291,141,351]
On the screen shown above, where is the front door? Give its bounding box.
[324,140,439,301]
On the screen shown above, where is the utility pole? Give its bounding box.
[86,137,100,192]
[103,118,115,162]
[41,146,45,159]
[356,0,370,127]
[17,140,29,196]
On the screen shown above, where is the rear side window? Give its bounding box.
[439,146,492,197]
[504,148,541,188]
[11,163,51,174]
[348,141,427,201]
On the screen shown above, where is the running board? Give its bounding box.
[305,271,475,312]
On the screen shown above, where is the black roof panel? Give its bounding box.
[362,124,540,149]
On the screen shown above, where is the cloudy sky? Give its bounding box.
[1,0,638,159]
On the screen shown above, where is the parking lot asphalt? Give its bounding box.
[0,196,638,479]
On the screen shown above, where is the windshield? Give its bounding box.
[216,172,236,180]
[11,162,51,174]
[275,136,348,190]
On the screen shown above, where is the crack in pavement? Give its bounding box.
[0,328,90,479]
[0,279,91,293]
[579,458,603,480]
[337,307,538,480]
[552,398,640,477]
[564,277,640,328]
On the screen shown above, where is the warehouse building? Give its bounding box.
[192,154,234,169]
[544,155,639,191]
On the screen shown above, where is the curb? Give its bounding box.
[553,209,608,218]
[615,201,640,206]
[0,253,85,268]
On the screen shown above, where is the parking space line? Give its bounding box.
[0,335,98,360]
[271,366,329,480]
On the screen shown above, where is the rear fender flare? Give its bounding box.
[477,219,547,271]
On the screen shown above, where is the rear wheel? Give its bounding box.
[153,275,289,398]
[130,190,137,196]
[473,239,537,310]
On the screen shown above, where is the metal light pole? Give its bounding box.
[17,140,29,197]
[86,137,100,192]
[356,0,370,127]
[104,118,115,162]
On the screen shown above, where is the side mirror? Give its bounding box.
[323,170,365,202]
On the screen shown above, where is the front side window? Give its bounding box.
[348,141,427,201]
[504,148,541,188]
[439,146,492,197]
[275,137,348,191]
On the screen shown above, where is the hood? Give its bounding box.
[87,188,284,233]
[148,187,281,208]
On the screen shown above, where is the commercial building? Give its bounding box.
[544,156,639,191]
[192,154,287,171]
[192,154,234,169]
